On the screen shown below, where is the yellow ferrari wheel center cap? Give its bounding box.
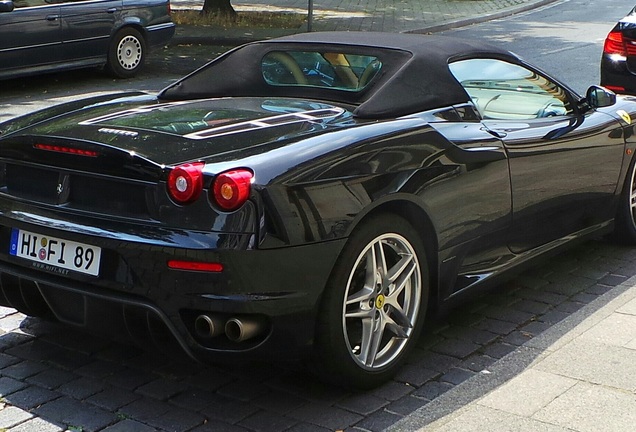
[375,294,385,309]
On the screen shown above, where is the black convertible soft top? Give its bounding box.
[159,32,516,119]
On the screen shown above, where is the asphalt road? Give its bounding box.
[442,0,630,94]
[1,0,636,431]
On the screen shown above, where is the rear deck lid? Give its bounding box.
[6,97,353,166]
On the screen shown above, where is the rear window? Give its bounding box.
[262,51,382,91]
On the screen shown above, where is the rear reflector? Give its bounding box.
[34,143,99,157]
[167,260,223,272]
[604,85,626,92]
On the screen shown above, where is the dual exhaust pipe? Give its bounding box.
[194,314,265,342]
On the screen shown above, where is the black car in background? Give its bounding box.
[601,5,636,94]
[0,0,175,79]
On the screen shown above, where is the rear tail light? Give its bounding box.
[603,31,636,58]
[167,162,204,204]
[605,31,627,57]
[211,169,253,211]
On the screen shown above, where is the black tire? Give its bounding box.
[106,27,146,78]
[613,154,636,244]
[312,214,429,389]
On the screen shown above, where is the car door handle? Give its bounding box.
[46,14,60,21]
[106,7,117,13]
[480,126,507,139]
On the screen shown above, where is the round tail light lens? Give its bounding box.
[167,162,204,204]
[211,169,253,211]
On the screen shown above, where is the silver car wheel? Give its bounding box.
[117,35,142,71]
[629,162,636,229]
[342,233,421,370]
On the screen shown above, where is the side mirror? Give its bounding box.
[586,85,616,108]
[0,0,14,12]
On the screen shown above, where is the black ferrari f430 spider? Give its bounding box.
[0,32,635,388]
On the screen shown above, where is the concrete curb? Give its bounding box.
[407,0,562,34]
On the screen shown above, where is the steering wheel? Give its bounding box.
[265,52,307,85]
[537,101,567,118]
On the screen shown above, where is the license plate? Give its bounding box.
[9,228,101,276]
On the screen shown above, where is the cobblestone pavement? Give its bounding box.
[0,237,634,431]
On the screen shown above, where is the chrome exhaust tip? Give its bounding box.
[194,314,224,338]
[225,316,265,342]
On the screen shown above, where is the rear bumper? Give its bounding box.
[0,218,345,362]
[601,55,636,95]
[145,22,176,49]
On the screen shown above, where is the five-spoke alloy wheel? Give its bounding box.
[343,232,421,370]
[613,154,636,244]
[313,214,428,389]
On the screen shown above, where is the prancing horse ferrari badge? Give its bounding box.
[617,109,632,125]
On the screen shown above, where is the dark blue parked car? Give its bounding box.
[0,0,175,79]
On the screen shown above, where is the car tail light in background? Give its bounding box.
[211,169,253,211]
[604,31,627,58]
[604,31,636,60]
[167,162,204,204]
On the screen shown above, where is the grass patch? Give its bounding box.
[172,10,306,29]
